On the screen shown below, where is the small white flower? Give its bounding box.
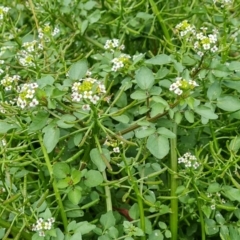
[210,204,216,210]
[113,147,120,153]
[82,104,90,111]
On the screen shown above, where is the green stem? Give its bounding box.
[94,135,112,211]
[193,183,206,240]
[0,218,31,240]
[123,152,146,240]
[170,123,178,240]
[38,133,68,232]
[102,170,112,212]
[149,0,174,51]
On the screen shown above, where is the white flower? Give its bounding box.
[113,147,120,153]
[82,104,90,111]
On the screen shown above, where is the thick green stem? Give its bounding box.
[194,187,206,240]
[38,134,68,232]
[170,123,178,240]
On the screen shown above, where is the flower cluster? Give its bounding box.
[104,39,125,52]
[193,29,218,57]
[175,20,196,37]
[1,74,20,91]
[207,192,226,206]
[38,23,60,42]
[16,83,39,109]
[32,217,55,237]
[169,77,198,95]
[104,138,123,153]
[175,21,219,56]
[178,152,200,169]
[71,78,106,110]
[0,6,10,20]
[17,40,43,67]
[111,54,131,72]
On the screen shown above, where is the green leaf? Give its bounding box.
[53,162,70,178]
[194,106,218,119]
[207,82,222,100]
[201,205,211,218]
[158,222,167,230]
[147,135,169,159]
[80,20,88,35]
[215,212,225,225]
[229,226,240,239]
[43,126,60,153]
[84,170,103,187]
[37,75,54,88]
[108,226,119,238]
[71,169,81,184]
[69,232,82,240]
[205,218,219,235]
[69,59,88,80]
[135,127,156,138]
[212,70,229,77]
[0,229,5,239]
[155,67,169,79]
[74,133,83,146]
[150,103,165,117]
[148,230,164,240]
[207,182,221,193]
[111,115,129,123]
[145,54,171,65]
[56,178,70,188]
[184,110,194,123]
[157,127,176,138]
[165,229,172,238]
[88,10,101,24]
[68,187,82,205]
[0,121,17,133]
[90,148,111,172]
[217,96,240,112]
[129,203,139,220]
[29,111,49,131]
[135,66,154,90]
[222,80,240,93]
[229,136,240,153]
[100,211,116,230]
[227,61,240,71]
[220,225,230,239]
[74,221,96,235]
[173,61,184,72]
[130,90,148,100]
[57,114,76,128]
[222,186,240,202]
[55,228,64,240]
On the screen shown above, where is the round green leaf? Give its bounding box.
[217,96,240,112]
[135,66,154,90]
[135,127,156,138]
[84,170,103,187]
[69,59,88,80]
[194,106,218,119]
[68,187,82,205]
[145,54,171,65]
[147,135,169,159]
[53,162,70,178]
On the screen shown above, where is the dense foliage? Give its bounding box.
[1,0,240,239]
